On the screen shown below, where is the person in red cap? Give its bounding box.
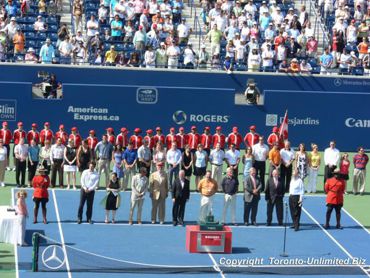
[87,130,98,159]
[0,122,12,170]
[55,125,68,145]
[267,126,282,149]
[187,126,200,153]
[106,127,115,145]
[40,122,53,146]
[116,128,128,150]
[176,127,188,152]
[144,129,155,150]
[27,123,40,145]
[244,125,260,149]
[130,128,143,150]
[165,127,179,150]
[13,122,27,171]
[227,127,243,150]
[212,126,226,150]
[201,127,212,156]
[153,127,165,147]
[69,127,82,149]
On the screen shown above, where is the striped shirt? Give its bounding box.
[353,154,369,170]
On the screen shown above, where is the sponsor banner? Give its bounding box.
[0,99,16,121]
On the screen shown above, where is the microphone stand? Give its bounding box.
[280,201,289,257]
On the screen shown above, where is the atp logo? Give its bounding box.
[173,110,187,125]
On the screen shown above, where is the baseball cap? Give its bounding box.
[32,123,37,128]
[17,122,23,126]
[89,130,95,134]
[216,126,222,131]
[121,127,127,133]
[156,127,161,131]
[44,122,50,126]
[2,121,8,126]
[170,127,175,132]
[272,126,279,132]
[232,127,238,132]
[250,125,256,130]
[71,127,77,131]
[179,127,184,131]
[134,128,141,133]
[204,126,210,131]
[107,127,113,132]
[191,126,197,130]
[146,129,153,134]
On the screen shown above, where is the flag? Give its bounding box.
[279,110,288,140]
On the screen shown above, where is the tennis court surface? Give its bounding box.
[12,188,370,278]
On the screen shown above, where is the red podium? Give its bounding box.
[185,225,232,253]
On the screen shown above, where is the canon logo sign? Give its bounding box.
[345,118,370,128]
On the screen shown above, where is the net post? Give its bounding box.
[32,232,40,272]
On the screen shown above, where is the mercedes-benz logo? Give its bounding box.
[334,78,342,87]
[173,110,187,125]
[42,245,66,270]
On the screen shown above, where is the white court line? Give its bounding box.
[52,190,72,278]
[207,253,226,278]
[302,207,370,278]
[342,208,370,235]
[11,188,19,278]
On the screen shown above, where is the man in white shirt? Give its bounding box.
[324,141,340,184]
[289,169,305,231]
[225,144,240,181]
[129,167,149,224]
[252,136,269,189]
[50,138,65,188]
[166,40,180,69]
[166,142,182,190]
[209,143,225,190]
[137,139,152,177]
[14,138,28,187]
[183,42,196,69]
[177,18,191,44]
[280,140,295,193]
[86,14,99,46]
[261,43,274,71]
[78,162,100,224]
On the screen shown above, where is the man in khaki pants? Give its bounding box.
[129,167,148,225]
[353,147,369,195]
[198,170,218,222]
[149,162,168,224]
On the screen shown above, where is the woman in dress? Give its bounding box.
[39,140,51,175]
[112,145,124,187]
[27,139,40,188]
[64,139,77,190]
[105,172,121,223]
[153,142,166,171]
[307,143,320,193]
[194,144,208,186]
[32,166,50,224]
[77,139,91,173]
[339,153,350,194]
[242,146,254,182]
[294,143,308,181]
[16,190,28,246]
[182,144,193,180]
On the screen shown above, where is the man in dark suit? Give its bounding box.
[243,167,262,226]
[172,170,190,226]
[265,169,285,226]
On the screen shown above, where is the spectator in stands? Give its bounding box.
[57,24,69,47]
[300,59,312,73]
[278,59,289,73]
[156,41,167,68]
[148,0,158,18]
[5,0,17,18]
[59,36,73,64]
[0,30,5,61]
[166,40,180,69]
[75,40,86,65]
[306,36,318,58]
[13,28,25,55]
[290,58,300,73]
[133,25,147,54]
[24,47,38,63]
[223,54,233,73]
[177,18,192,45]
[183,42,196,69]
[114,0,126,20]
[104,45,117,66]
[320,47,333,75]
[39,38,55,64]
[349,51,359,72]
[38,0,47,15]
[248,48,261,72]
[286,37,302,59]
[144,45,156,68]
[126,51,140,67]
[110,15,122,41]
[357,20,368,43]
[338,48,352,74]
[211,53,221,70]
[98,3,108,24]
[197,44,209,69]
[147,24,160,49]
[123,21,134,44]
[34,15,47,32]
[73,0,83,33]
[86,14,99,46]
[205,24,222,57]
[261,43,274,71]
[4,17,18,42]
[358,38,369,61]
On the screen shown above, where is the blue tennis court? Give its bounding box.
[12,188,370,278]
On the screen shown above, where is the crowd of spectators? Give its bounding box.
[0,0,369,74]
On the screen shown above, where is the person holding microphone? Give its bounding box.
[289,169,305,231]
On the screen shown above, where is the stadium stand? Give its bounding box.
[0,0,368,74]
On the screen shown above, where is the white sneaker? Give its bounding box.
[1,182,5,187]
